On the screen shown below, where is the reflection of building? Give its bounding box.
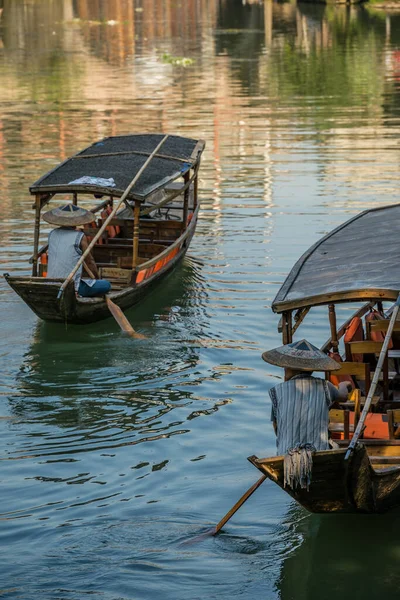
[0,0,397,273]
[74,0,219,65]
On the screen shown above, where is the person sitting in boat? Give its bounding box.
[262,339,351,491]
[42,204,111,298]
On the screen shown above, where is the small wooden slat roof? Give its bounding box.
[272,203,400,313]
[30,134,205,201]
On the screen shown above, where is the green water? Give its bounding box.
[1,1,400,598]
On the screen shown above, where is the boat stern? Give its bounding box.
[4,274,76,322]
[248,445,375,514]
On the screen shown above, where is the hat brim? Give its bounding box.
[42,211,95,227]
[261,348,341,372]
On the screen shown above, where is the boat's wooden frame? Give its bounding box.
[251,205,400,514]
[249,441,400,514]
[4,135,205,324]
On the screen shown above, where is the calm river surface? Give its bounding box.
[1,1,400,598]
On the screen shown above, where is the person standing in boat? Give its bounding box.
[262,339,351,491]
[42,204,111,297]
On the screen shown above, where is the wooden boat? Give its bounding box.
[250,203,400,513]
[4,134,205,324]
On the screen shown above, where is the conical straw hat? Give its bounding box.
[42,204,95,227]
[261,339,341,372]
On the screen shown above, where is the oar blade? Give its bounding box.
[178,528,217,546]
[106,297,146,339]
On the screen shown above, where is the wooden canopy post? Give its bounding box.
[182,171,190,230]
[193,168,198,209]
[282,311,293,381]
[32,194,41,276]
[72,192,78,206]
[282,311,292,345]
[132,199,141,268]
[328,304,339,352]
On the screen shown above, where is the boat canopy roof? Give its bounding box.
[272,203,400,313]
[30,134,205,202]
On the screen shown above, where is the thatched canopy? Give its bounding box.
[30,134,205,202]
[272,204,400,313]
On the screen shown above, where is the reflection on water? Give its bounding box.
[1,0,400,599]
[5,260,235,460]
[279,507,400,600]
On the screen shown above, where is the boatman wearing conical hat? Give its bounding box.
[262,340,351,491]
[42,204,111,297]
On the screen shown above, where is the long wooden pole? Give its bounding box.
[345,294,400,461]
[57,134,169,299]
[211,474,267,535]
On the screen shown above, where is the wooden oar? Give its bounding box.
[106,297,146,339]
[180,474,268,544]
[212,474,267,534]
[56,134,169,301]
[209,474,267,536]
[345,294,400,461]
[82,263,145,338]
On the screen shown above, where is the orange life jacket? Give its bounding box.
[366,309,393,349]
[40,252,48,277]
[101,206,120,239]
[331,412,389,440]
[344,316,364,362]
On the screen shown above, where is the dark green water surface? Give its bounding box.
[1,1,400,598]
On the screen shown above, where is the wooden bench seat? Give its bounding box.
[345,340,389,401]
[372,464,400,474]
[369,456,400,464]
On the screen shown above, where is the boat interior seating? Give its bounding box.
[33,193,191,285]
[328,311,400,441]
[34,213,186,293]
[83,216,183,249]
[329,408,351,440]
[329,389,361,439]
[388,409,400,439]
[328,361,370,394]
[366,318,400,342]
[345,340,389,402]
[328,361,380,408]
[330,398,393,442]
[368,320,400,378]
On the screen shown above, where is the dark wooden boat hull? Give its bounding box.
[5,215,196,325]
[248,445,400,514]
